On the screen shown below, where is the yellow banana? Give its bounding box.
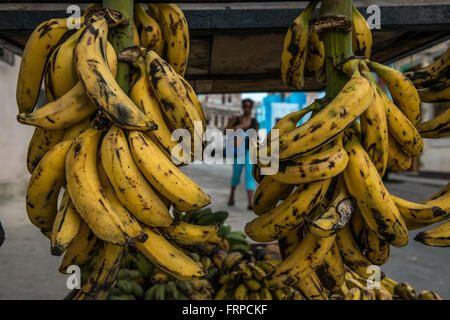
[391,194,448,230]
[26,140,72,231]
[308,175,355,238]
[281,1,318,88]
[146,50,203,154]
[350,209,367,251]
[419,290,442,300]
[394,282,417,300]
[62,116,92,141]
[365,227,390,265]
[414,220,450,247]
[424,182,450,208]
[245,179,331,242]
[417,108,450,138]
[272,68,373,160]
[419,84,450,103]
[66,121,129,245]
[345,287,362,300]
[404,47,450,89]
[59,221,99,273]
[162,221,221,245]
[27,128,64,174]
[344,134,409,247]
[234,284,248,300]
[253,179,295,217]
[296,271,328,300]
[97,159,147,242]
[16,17,69,114]
[271,135,348,185]
[18,42,117,130]
[134,4,164,55]
[315,242,345,292]
[149,4,189,76]
[75,18,155,131]
[359,61,389,176]
[51,190,81,256]
[368,60,421,125]
[128,131,211,212]
[100,126,172,227]
[266,231,335,288]
[387,133,412,171]
[336,225,381,279]
[351,5,372,59]
[73,243,125,300]
[132,22,140,46]
[135,226,205,280]
[305,31,325,83]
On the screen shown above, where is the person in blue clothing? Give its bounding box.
[224,98,259,210]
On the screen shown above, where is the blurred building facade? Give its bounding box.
[198,93,243,130]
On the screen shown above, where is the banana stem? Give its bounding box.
[319,0,353,99]
[103,0,134,94]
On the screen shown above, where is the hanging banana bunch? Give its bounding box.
[16,4,213,300]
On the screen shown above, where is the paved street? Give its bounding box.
[0,163,448,299]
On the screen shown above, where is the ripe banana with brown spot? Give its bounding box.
[128,131,210,212]
[100,125,172,227]
[18,37,118,130]
[414,220,450,247]
[135,226,205,280]
[245,179,331,242]
[419,290,443,300]
[134,4,164,55]
[351,5,372,59]
[308,175,355,238]
[391,194,448,230]
[281,1,318,88]
[315,242,345,292]
[62,116,93,141]
[73,242,125,300]
[296,271,328,300]
[252,177,295,216]
[387,133,412,172]
[365,227,390,265]
[27,128,64,174]
[26,140,72,231]
[66,121,130,245]
[305,31,325,83]
[359,61,389,176]
[75,18,155,131]
[266,230,335,288]
[162,221,221,245]
[51,190,81,256]
[344,134,409,247]
[146,50,204,154]
[349,209,368,252]
[268,68,373,160]
[59,221,99,273]
[368,60,421,125]
[417,108,450,138]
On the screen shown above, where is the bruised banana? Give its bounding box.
[365,227,390,266]
[16,17,70,114]
[73,243,125,300]
[134,4,164,55]
[387,133,412,172]
[100,125,172,227]
[271,135,348,185]
[414,220,450,247]
[149,4,189,76]
[135,226,205,280]
[296,271,328,300]
[26,140,72,231]
[351,5,372,59]
[66,121,130,245]
[27,128,64,174]
[305,31,325,83]
[50,190,81,256]
[344,134,408,247]
[128,131,210,212]
[359,61,389,176]
[97,159,147,242]
[245,179,331,242]
[281,1,318,88]
[308,175,355,238]
[146,50,203,152]
[417,108,450,139]
[273,68,373,160]
[368,60,421,125]
[404,47,450,89]
[391,194,448,230]
[18,40,117,130]
[266,231,335,288]
[59,221,99,273]
[162,222,222,245]
[76,18,155,131]
[315,242,345,291]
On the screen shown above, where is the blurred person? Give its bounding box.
[224,98,259,210]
